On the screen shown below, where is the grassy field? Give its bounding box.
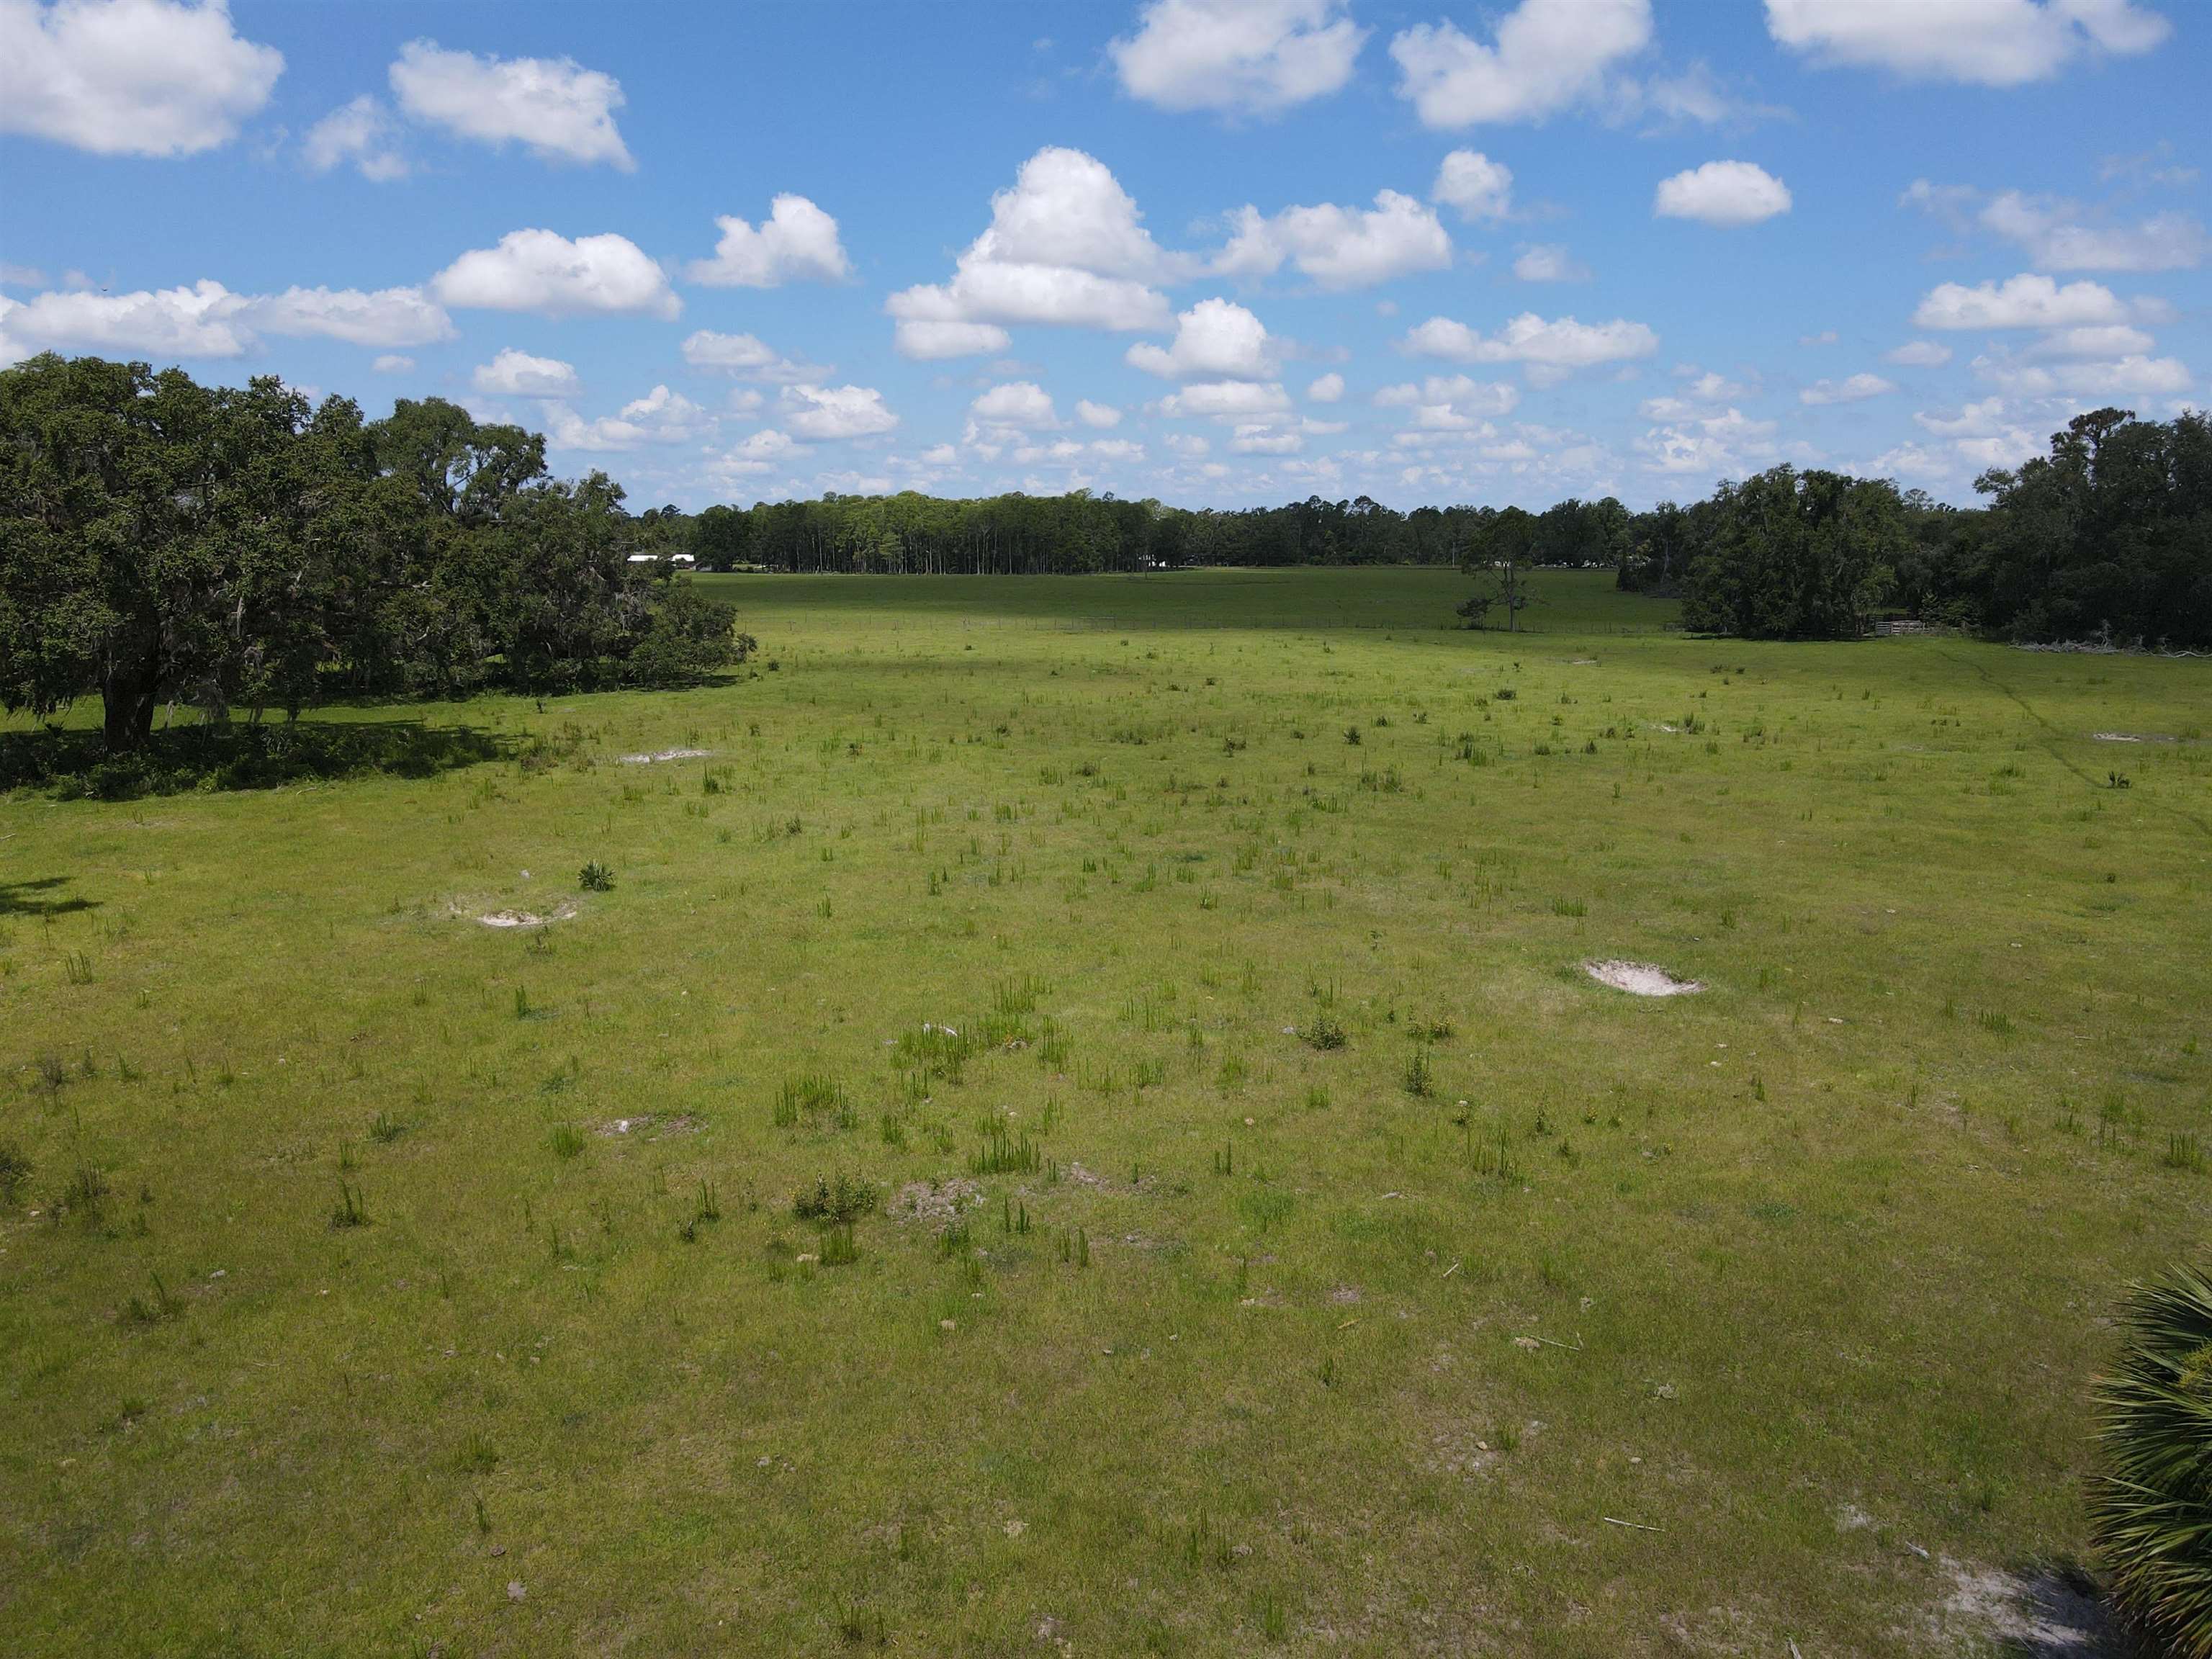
[3,567,2207,1656]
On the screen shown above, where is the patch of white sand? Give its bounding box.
[1584,960,1703,997]
[473,903,577,928]
[619,747,712,764]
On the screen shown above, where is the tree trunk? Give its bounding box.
[102,653,159,752]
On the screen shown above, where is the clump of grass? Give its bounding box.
[2090,1264,2212,1657]
[453,1432,500,1475]
[61,1158,109,1220]
[2162,1132,2205,1174]
[970,1126,1040,1175]
[120,1272,182,1328]
[329,1182,369,1229]
[368,1111,406,1144]
[547,1123,587,1160]
[834,1599,887,1646]
[774,1074,848,1128]
[1251,1589,1290,1642]
[579,861,616,891]
[794,1172,878,1226]
[679,1179,722,1242]
[1403,1047,1434,1097]
[819,1223,860,1267]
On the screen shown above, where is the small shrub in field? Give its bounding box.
[794,1172,878,1226]
[2090,1264,2212,1658]
[579,861,616,891]
[1304,1015,1346,1051]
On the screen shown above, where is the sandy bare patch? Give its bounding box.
[472,903,577,929]
[1938,1562,2130,1657]
[2092,732,2173,744]
[595,1115,700,1139]
[891,1179,982,1229]
[618,747,712,765]
[1584,960,1703,997]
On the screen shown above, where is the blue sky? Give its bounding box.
[1,0,2204,512]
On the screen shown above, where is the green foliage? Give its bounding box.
[793,1172,878,1226]
[1678,467,1909,639]
[2092,1265,2212,1657]
[1974,408,2212,648]
[578,861,616,892]
[0,356,752,759]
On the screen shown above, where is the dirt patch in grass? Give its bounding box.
[475,907,576,928]
[619,747,713,764]
[595,1115,700,1138]
[890,1179,982,1228]
[1938,1560,2137,1657]
[1583,960,1704,997]
[2091,732,2175,744]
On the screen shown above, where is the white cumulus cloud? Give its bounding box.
[1215,190,1453,289]
[781,383,899,441]
[541,385,706,451]
[1977,190,2206,271]
[1912,273,2131,330]
[1110,0,1365,115]
[1654,161,1791,226]
[1126,297,1277,379]
[472,348,580,398]
[1390,0,1653,128]
[1513,243,1589,282]
[1403,310,1658,384]
[0,278,254,359]
[0,0,283,157]
[886,147,1176,356]
[1432,150,1513,221]
[1885,339,1954,367]
[970,381,1059,428]
[1764,0,2169,86]
[432,229,680,319]
[302,94,406,181]
[0,278,452,359]
[687,196,851,287]
[1156,380,1295,423]
[1799,372,1897,405]
[1375,373,1521,426]
[1076,399,1123,428]
[1306,372,1344,403]
[248,285,452,348]
[680,330,819,382]
[389,38,631,168]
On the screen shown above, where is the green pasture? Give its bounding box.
[2,567,2206,1655]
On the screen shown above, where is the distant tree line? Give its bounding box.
[677,410,2206,646]
[0,354,752,752]
[1625,408,2211,645]
[8,356,2204,759]
[684,490,1636,576]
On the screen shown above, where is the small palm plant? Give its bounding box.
[2091,1263,2212,1658]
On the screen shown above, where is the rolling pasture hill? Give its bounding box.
[2,567,2207,1655]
